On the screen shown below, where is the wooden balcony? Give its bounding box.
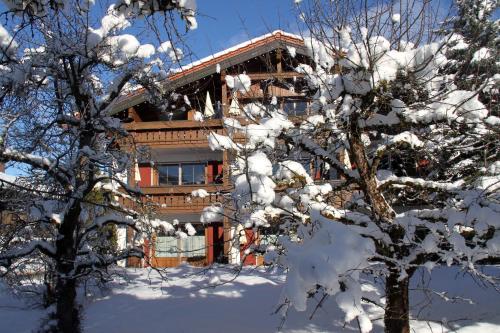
[123,119,225,148]
[130,184,228,214]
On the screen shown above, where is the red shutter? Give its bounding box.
[207,163,214,184]
[207,225,214,264]
[138,165,151,187]
[314,163,321,180]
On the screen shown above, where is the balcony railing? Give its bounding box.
[120,184,228,214]
[123,119,225,147]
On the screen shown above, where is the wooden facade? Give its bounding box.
[124,119,225,148]
[116,31,344,268]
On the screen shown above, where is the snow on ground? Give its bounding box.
[0,282,44,333]
[0,265,499,333]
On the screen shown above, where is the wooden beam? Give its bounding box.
[223,215,231,259]
[127,106,142,122]
[246,71,304,80]
[276,48,282,74]
[140,184,230,195]
[222,150,230,186]
[123,119,223,131]
[221,69,228,117]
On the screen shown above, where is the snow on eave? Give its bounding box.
[0,172,16,184]
[110,30,305,114]
[170,30,305,77]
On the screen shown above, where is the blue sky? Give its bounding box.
[2,0,301,176]
[181,0,300,62]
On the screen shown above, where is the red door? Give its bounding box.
[207,223,224,264]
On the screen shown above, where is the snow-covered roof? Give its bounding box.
[172,30,304,75]
[112,30,305,113]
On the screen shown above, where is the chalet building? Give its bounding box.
[112,30,346,268]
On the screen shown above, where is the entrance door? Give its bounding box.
[213,222,224,263]
[207,223,225,264]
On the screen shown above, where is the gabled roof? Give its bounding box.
[170,30,305,84]
[112,30,305,113]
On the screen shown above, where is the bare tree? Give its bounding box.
[0,1,198,332]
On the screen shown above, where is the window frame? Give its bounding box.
[158,164,181,186]
[156,162,208,186]
[282,98,309,116]
[181,163,206,185]
[155,223,206,258]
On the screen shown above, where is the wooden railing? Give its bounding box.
[146,193,223,213]
[119,184,228,214]
[123,119,224,148]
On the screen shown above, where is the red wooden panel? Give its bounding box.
[314,165,321,180]
[217,225,224,240]
[215,162,223,184]
[138,165,151,187]
[207,226,214,264]
[240,228,256,266]
[207,163,214,183]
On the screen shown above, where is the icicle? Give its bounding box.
[204,91,215,117]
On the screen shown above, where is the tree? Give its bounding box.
[0,1,197,332]
[207,0,499,332]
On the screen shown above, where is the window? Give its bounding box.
[158,165,179,186]
[182,224,206,257]
[181,163,205,185]
[157,163,206,186]
[155,224,206,258]
[155,236,179,258]
[283,99,307,116]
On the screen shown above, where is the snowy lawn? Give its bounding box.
[1,265,499,333]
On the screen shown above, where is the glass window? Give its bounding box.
[294,101,307,115]
[329,167,338,180]
[182,225,206,257]
[283,100,307,116]
[155,236,179,258]
[181,163,205,185]
[158,165,179,186]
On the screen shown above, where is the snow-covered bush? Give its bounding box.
[209,1,499,333]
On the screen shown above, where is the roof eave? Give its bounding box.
[110,31,306,114]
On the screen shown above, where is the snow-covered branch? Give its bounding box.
[0,240,56,267]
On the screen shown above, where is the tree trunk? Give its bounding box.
[54,276,80,333]
[348,123,395,222]
[53,205,81,333]
[384,270,410,333]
